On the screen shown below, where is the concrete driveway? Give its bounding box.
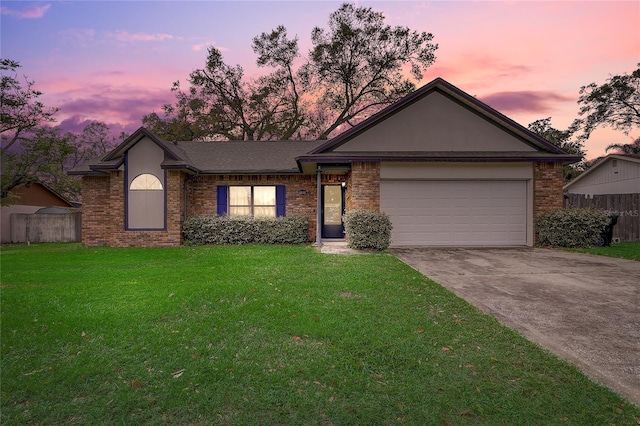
[393,247,640,405]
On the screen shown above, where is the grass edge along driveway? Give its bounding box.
[1,243,638,425]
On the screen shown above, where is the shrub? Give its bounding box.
[535,207,609,247]
[344,209,393,251]
[183,215,308,245]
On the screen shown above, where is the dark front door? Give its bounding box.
[322,185,345,238]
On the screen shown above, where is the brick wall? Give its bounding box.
[81,176,111,246]
[79,162,388,247]
[188,174,343,242]
[533,162,565,244]
[533,162,565,220]
[81,171,185,247]
[82,171,348,247]
[346,162,380,211]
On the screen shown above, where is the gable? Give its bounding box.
[333,91,537,153]
[127,137,165,180]
[103,127,187,165]
[9,183,74,207]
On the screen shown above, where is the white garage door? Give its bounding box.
[380,180,527,246]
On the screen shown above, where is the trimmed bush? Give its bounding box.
[535,207,609,248]
[344,209,393,251]
[183,215,308,245]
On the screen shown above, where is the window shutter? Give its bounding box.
[217,186,228,216]
[276,185,286,217]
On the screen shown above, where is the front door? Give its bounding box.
[322,185,345,238]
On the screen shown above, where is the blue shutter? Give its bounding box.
[217,186,228,216]
[276,185,286,217]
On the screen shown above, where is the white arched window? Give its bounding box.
[130,173,163,190]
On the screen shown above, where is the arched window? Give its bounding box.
[130,173,163,190]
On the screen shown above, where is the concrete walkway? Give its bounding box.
[393,247,640,405]
[317,240,371,255]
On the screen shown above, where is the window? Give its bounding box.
[229,186,276,217]
[217,185,285,217]
[130,173,163,190]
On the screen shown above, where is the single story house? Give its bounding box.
[564,154,640,196]
[69,78,580,247]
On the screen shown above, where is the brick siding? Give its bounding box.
[346,162,380,211]
[81,176,110,246]
[188,174,343,242]
[533,162,564,219]
[533,162,565,244]
[82,172,345,246]
[81,171,184,247]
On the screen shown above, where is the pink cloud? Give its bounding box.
[107,30,177,43]
[56,115,136,138]
[1,3,51,18]
[479,91,574,114]
[192,42,229,52]
[58,89,170,122]
[434,55,535,84]
[47,83,173,137]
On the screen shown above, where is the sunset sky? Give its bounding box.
[2,0,639,159]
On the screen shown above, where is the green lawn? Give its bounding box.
[1,244,638,425]
[566,241,640,261]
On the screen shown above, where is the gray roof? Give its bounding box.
[173,140,323,173]
[68,128,324,175]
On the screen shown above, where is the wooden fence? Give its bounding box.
[565,193,640,242]
[10,213,82,243]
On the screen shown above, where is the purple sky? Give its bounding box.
[2,1,639,159]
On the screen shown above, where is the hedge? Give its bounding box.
[535,207,609,248]
[183,215,308,245]
[344,209,392,251]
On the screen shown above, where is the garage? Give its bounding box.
[380,180,528,246]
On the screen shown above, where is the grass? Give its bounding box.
[1,243,638,425]
[565,241,640,261]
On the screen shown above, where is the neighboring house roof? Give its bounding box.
[8,181,76,207]
[69,78,580,177]
[563,154,640,192]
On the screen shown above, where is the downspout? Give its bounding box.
[315,165,322,246]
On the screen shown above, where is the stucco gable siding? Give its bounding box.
[380,162,533,180]
[333,92,537,153]
[127,137,165,184]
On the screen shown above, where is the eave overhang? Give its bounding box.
[297,152,582,165]
[191,169,304,175]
